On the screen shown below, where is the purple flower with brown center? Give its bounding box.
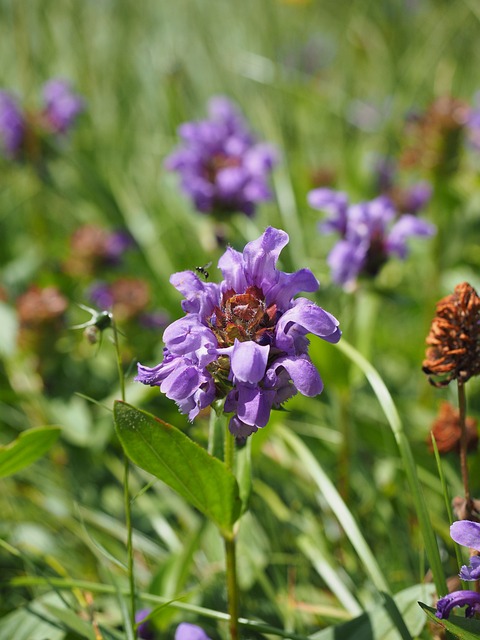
[435,520,480,619]
[41,79,84,135]
[0,91,25,159]
[308,188,435,290]
[165,96,278,218]
[136,227,341,439]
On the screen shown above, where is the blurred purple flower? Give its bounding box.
[0,91,25,158]
[135,608,154,639]
[466,96,480,152]
[139,310,170,330]
[175,623,212,640]
[308,188,435,290]
[42,79,84,134]
[165,96,278,217]
[88,282,114,309]
[435,520,480,619]
[104,230,134,264]
[136,227,341,439]
[372,155,432,215]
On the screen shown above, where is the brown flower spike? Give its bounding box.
[423,282,480,387]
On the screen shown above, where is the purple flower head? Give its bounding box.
[175,623,212,640]
[308,189,435,290]
[42,79,84,134]
[435,520,480,619]
[165,96,278,217]
[0,91,25,159]
[104,230,134,265]
[88,282,114,309]
[135,608,155,640]
[136,227,341,439]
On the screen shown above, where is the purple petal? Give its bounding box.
[387,214,436,258]
[271,355,323,396]
[243,227,289,289]
[175,622,212,640]
[236,385,275,428]
[451,520,480,553]
[459,556,480,581]
[228,415,258,438]
[160,363,201,401]
[265,269,319,309]
[230,339,269,384]
[218,246,248,293]
[170,270,220,316]
[276,299,341,348]
[435,590,480,619]
[327,239,366,288]
[163,316,217,355]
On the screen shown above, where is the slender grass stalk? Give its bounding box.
[111,318,136,635]
[457,382,472,511]
[9,576,312,640]
[224,425,239,640]
[430,434,467,589]
[336,338,447,597]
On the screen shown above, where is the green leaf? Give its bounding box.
[114,401,242,537]
[419,603,480,639]
[0,426,61,478]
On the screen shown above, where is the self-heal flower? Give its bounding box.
[136,227,341,439]
[165,96,278,217]
[435,520,480,619]
[0,91,25,159]
[41,79,85,135]
[308,188,435,290]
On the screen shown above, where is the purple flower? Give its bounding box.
[42,79,84,134]
[88,282,114,309]
[436,590,480,620]
[165,96,278,217]
[136,227,341,439]
[175,623,212,640]
[0,91,25,158]
[135,608,155,639]
[435,520,480,619]
[308,188,435,290]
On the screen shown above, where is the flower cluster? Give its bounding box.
[136,227,341,439]
[165,96,278,217]
[308,188,435,290]
[0,78,84,161]
[435,520,480,619]
[428,401,478,454]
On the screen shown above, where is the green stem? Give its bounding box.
[111,319,135,635]
[224,427,239,640]
[457,382,472,511]
[225,536,240,640]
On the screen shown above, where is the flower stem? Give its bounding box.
[457,381,472,516]
[224,427,239,640]
[225,535,240,640]
[112,319,136,634]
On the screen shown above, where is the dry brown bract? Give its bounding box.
[428,401,478,454]
[422,282,480,387]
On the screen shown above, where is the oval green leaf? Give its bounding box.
[0,426,61,478]
[114,401,242,537]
